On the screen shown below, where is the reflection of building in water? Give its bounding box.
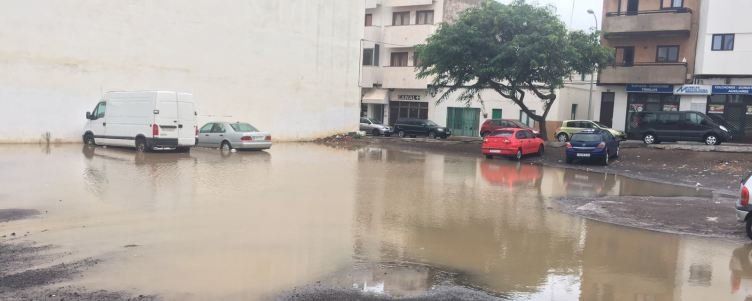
[354,148,584,297]
[580,222,680,301]
[673,239,744,301]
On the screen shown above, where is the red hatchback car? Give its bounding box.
[480,119,540,137]
[482,128,545,160]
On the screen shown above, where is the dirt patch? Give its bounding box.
[0,209,40,223]
[555,195,744,240]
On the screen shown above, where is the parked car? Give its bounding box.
[735,173,752,239]
[480,119,540,137]
[393,118,451,139]
[360,117,392,136]
[197,122,271,150]
[565,129,619,165]
[555,120,626,142]
[83,91,197,152]
[627,111,731,145]
[482,128,544,160]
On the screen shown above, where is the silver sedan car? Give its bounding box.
[197,122,272,150]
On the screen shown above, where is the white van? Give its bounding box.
[83,91,197,151]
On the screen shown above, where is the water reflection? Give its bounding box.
[0,144,740,300]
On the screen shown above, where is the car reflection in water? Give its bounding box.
[480,161,542,191]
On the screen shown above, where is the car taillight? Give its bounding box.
[241,136,252,141]
[265,135,272,141]
[152,124,159,136]
[742,185,750,207]
[566,142,572,149]
[597,142,606,149]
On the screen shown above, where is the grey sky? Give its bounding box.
[496,0,603,32]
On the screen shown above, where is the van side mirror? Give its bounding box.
[86,112,92,120]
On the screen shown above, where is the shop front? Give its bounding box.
[388,93,428,125]
[707,85,752,141]
[625,84,679,132]
[361,88,389,123]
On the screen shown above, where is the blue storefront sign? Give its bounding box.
[712,85,752,95]
[626,84,674,93]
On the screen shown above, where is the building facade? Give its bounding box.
[596,0,702,133]
[693,0,752,142]
[0,0,363,143]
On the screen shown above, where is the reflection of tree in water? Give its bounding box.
[353,150,582,296]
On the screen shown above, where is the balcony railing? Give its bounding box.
[598,63,687,85]
[603,8,692,37]
[382,24,437,47]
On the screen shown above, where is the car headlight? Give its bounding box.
[437,128,445,132]
[720,126,729,132]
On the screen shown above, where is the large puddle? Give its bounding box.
[0,143,749,300]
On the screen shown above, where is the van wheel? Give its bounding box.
[221,141,232,151]
[428,131,436,139]
[643,133,656,144]
[397,131,405,138]
[557,133,568,142]
[135,137,147,152]
[704,134,718,146]
[746,217,752,240]
[84,133,95,146]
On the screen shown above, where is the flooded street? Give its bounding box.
[0,143,750,300]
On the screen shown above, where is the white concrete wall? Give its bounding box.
[695,0,752,76]
[0,0,363,143]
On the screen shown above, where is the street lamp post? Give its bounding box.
[587,9,599,120]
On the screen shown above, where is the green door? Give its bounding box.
[446,107,481,137]
[492,109,502,119]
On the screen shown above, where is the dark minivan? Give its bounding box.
[628,111,732,145]
[393,118,451,139]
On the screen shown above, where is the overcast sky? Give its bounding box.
[496,0,603,32]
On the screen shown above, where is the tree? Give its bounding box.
[415,0,612,140]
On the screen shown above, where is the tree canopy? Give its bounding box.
[415,0,612,138]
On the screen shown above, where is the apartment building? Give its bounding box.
[596,0,701,132]
[693,0,752,142]
[360,0,559,137]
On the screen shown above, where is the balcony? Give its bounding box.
[598,63,687,85]
[382,67,429,89]
[383,24,436,47]
[365,0,380,9]
[360,66,383,88]
[364,26,381,42]
[602,9,692,38]
[384,0,432,7]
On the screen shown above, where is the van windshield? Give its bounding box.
[230,123,259,132]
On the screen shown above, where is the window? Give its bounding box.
[360,118,369,124]
[390,52,408,66]
[684,112,703,125]
[519,110,536,127]
[656,45,679,62]
[660,0,683,9]
[392,12,410,26]
[712,34,734,51]
[570,104,578,120]
[93,102,106,119]
[374,44,380,66]
[199,123,214,133]
[230,123,258,132]
[658,113,680,125]
[365,14,373,26]
[362,48,374,66]
[416,10,434,25]
[614,47,635,66]
[413,52,421,67]
[515,131,526,139]
[210,123,226,133]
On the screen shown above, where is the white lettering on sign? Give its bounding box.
[398,95,421,101]
[674,85,712,95]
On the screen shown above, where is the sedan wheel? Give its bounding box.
[602,150,609,166]
[221,141,232,151]
[705,135,718,146]
[557,133,568,142]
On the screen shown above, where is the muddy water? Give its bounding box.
[0,143,748,300]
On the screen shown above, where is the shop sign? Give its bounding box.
[663,104,679,111]
[708,104,725,114]
[674,85,712,95]
[626,84,674,93]
[629,103,644,112]
[712,85,752,95]
[398,95,421,101]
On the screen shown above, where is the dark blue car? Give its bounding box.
[565,129,620,165]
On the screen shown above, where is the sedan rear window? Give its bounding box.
[571,133,601,142]
[230,123,259,132]
[491,130,514,137]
